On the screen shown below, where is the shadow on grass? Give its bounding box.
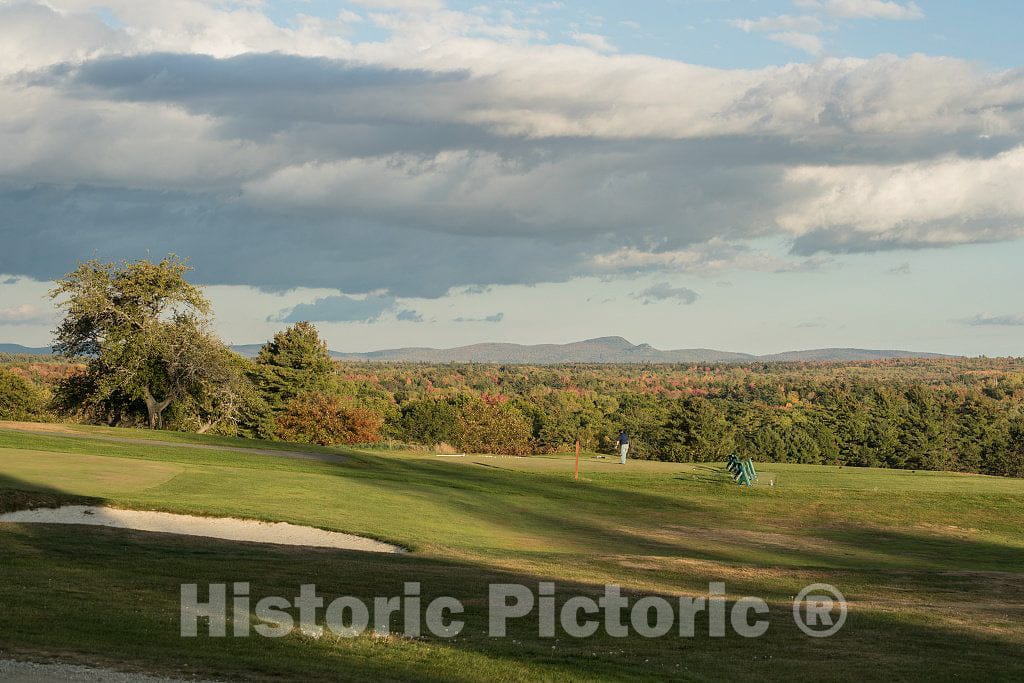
[2,473,1024,680]
[0,473,101,513]
[312,453,1024,576]
[0,430,353,477]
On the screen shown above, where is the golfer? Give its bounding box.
[617,430,630,464]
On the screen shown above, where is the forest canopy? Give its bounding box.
[6,257,1022,477]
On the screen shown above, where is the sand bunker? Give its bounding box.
[0,505,404,553]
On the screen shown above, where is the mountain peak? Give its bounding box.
[581,336,635,348]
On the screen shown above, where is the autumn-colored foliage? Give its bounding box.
[457,400,533,456]
[11,321,1024,475]
[0,368,47,421]
[276,392,383,446]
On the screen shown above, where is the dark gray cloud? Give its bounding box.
[37,51,1024,175]
[37,53,477,146]
[457,284,492,295]
[961,313,1024,327]
[270,294,396,323]
[789,225,1009,255]
[0,184,593,297]
[4,30,1024,298]
[453,313,504,323]
[632,283,700,305]
[51,52,466,96]
[396,309,425,322]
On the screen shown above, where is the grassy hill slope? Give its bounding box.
[1,425,1022,680]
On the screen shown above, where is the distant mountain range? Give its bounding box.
[3,337,956,364]
[239,336,954,364]
[0,343,52,355]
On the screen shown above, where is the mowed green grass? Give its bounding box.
[1,425,1023,681]
[0,448,183,495]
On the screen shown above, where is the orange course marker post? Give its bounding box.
[575,440,580,481]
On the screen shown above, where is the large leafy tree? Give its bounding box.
[50,256,236,429]
[165,353,274,438]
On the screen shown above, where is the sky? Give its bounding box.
[1,0,1024,356]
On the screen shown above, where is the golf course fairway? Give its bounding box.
[1,425,1022,681]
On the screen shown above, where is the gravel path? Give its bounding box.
[0,659,216,682]
[0,506,405,553]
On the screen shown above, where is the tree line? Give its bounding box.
[1,256,1022,477]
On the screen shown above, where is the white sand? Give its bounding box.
[0,659,216,682]
[0,506,404,553]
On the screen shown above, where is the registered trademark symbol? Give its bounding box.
[793,583,847,638]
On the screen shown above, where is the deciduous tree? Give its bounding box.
[50,256,240,429]
[275,392,383,445]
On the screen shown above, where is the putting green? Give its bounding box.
[0,448,183,496]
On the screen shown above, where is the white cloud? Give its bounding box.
[0,277,58,337]
[778,146,1024,246]
[732,15,824,34]
[0,86,277,191]
[336,10,364,24]
[736,2,921,56]
[1,0,355,67]
[1,0,1023,299]
[569,31,617,53]
[0,303,50,324]
[769,31,824,55]
[0,2,127,76]
[809,0,924,21]
[349,0,444,11]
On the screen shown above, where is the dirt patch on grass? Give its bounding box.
[0,421,78,434]
[914,522,984,537]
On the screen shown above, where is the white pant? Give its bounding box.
[619,443,629,464]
